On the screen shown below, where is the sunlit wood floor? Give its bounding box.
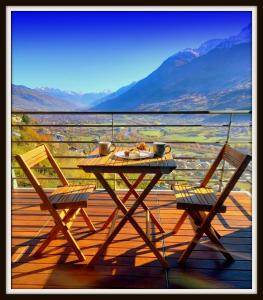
[11,189,252,289]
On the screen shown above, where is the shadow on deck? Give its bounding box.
[11,189,252,290]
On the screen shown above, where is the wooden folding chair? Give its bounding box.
[15,144,96,261]
[171,144,251,263]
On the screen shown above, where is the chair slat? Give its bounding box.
[222,144,246,168]
[21,145,47,164]
[174,184,226,213]
[25,152,48,168]
[40,184,96,210]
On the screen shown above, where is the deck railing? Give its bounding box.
[11,110,252,192]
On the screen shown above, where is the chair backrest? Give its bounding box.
[15,144,69,209]
[200,143,251,219]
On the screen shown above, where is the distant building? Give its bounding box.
[54,132,65,141]
[68,146,78,151]
[37,128,50,135]
[199,162,211,169]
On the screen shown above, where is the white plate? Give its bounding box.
[115,150,154,160]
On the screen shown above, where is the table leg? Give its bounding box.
[146,209,151,240]
[102,173,165,233]
[89,172,168,268]
[119,173,165,233]
[102,173,145,230]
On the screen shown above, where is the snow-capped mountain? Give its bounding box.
[35,87,111,108]
[162,23,252,68]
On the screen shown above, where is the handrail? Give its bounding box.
[11,124,251,127]
[11,110,252,114]
[12,140,251,144]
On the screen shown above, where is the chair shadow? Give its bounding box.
[164,226,252,288]
[42,242,168,289]
[11,227,97,271]
[216,194,252,230]
[228,194,252,221]
[12,204,39,211]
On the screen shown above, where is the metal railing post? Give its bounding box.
[12,169,18,189]
[111,113,116,191]
[218,113,233,192]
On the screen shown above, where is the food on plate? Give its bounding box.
[136,142,147,151]
[128,149,140,159]
[124,150,130,157]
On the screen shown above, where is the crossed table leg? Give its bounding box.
[88,172,169,268]
[102,173,165,234]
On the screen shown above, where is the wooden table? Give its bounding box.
[78,146,176,268]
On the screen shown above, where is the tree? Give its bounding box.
[22,114,30,124]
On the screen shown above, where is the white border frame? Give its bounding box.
[6,5,257,295]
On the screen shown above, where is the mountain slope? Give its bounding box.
[91,24,252,112]
[12,85,78,111]
[85,81,137,109]
[91,42,251,111]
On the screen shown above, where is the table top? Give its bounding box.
[78,146,176,174]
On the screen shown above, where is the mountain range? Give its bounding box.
[36,87,111,108]
[11,81,137,111]
[12,24,252,112]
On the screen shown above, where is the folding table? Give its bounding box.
[78,146,176,268]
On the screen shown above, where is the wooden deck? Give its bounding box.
[11,189,252,290]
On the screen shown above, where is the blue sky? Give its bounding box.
[12,11,251,93]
